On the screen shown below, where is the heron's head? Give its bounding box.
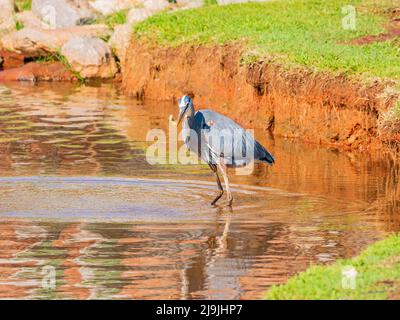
[177,95,194,125]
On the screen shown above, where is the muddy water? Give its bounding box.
[0,83,399,299]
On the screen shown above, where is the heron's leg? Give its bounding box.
[209,163,224,206]
[218,158,233,206]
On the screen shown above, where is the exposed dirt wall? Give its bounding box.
[123,41,398,151]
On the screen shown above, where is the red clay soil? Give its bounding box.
[122,42,398,151]
[0,50,25,70]
[348,18,400,45]
[0,61,76,82]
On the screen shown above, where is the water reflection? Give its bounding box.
[0,82,399,299]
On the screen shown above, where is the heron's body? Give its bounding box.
[177,95,275,206]
[183,109,274,167]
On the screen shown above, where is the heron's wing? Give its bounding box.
[195,110,274,166]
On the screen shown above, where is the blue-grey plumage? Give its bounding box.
[177,94,275,206]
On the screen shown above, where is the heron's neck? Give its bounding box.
[183,114,194,129]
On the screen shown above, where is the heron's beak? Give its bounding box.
[177,105,189,125]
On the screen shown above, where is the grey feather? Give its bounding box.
[185,109,275,167]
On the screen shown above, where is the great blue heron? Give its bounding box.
[175,94,275,206]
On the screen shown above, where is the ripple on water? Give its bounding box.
[0,176,260,221]
[0,176,370,227]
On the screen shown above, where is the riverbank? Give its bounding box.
[265,233,400,299]
[123,42,395,151]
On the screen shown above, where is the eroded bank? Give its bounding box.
[122,42,399,152]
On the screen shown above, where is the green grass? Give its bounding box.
[204,0,218,6]
[15,20,24,31]
[95,9,128,30]
[134,0,400,80]
[15,0,32,11]
[265,233,400,300]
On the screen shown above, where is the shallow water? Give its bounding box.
[0,82,399,299]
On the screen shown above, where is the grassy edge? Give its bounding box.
[265,233,400,300]
[35,52,85,83]
[132,1,399,81]
[93,9,128,31]
[15,0,32,12]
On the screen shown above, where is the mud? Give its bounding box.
[122,41,398,151]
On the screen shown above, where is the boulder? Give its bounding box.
[15,11,44,29]
[175,0,203,10]
[31,0,96,28]
[88,0,170,18]
[0,50,26,69]
[217,0,267,4]
[0,0,15,36]
[89,0,138,15]
[143,0,170,13]
[0,62,76,82]
[109,23,132,69]
[126,7,153,24]
[61,36,118,78]
[1,25,110,57]
[111,7,154,67]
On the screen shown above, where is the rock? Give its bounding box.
[0,0,15,36]
[217,0,266,4]
[32,0,96,28]
[127,8,153,24]
[89,0,137,15]
[109,24,132,69]
[61,36,117,78]
[1,28,52,56]
[89,0,114,15]
[0,50,26,69]
[1,25,110,57]
[0,62,76,82]
[175,0,203,9]
[88,0,170,17]
[143,0,170,13]
[111,7,154,71]
[15,11,44,29]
